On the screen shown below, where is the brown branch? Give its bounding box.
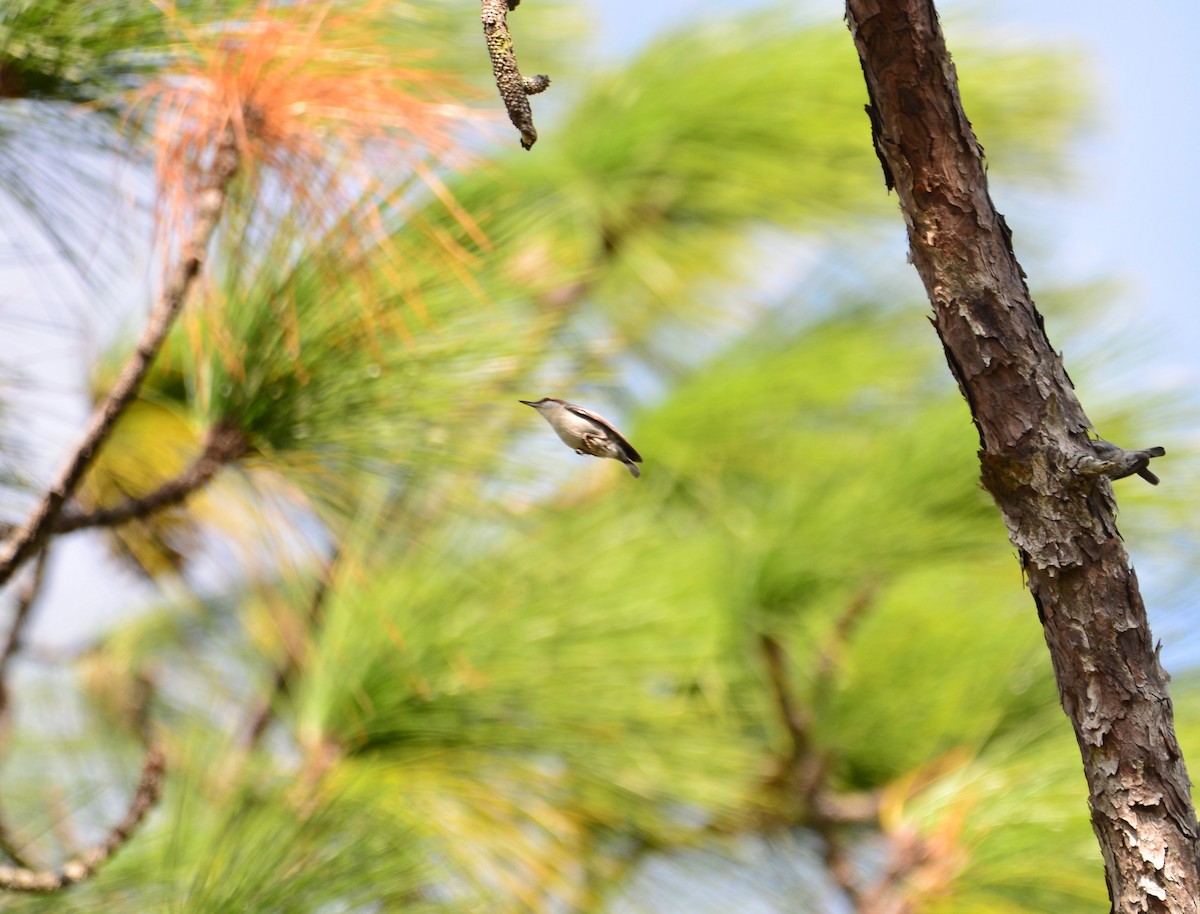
[758,622,880,908]
[856,828,929,914]
[760,633,812,766]
[0,812,37,871]
[845,1,1200,910]
[761,590,960,913]
[481,0,550,149]
[811,582,878,705]
[0,126,241,590]
[53,423,249,535]
[0,549,46,869]
[239,549,341,751]
[760,584,880,810]
[0,546,50,726]
[856,810,968,914]
[0,746,165,893]
[0,673,162,893]
[239,655,295,752]
[0,550,50,868]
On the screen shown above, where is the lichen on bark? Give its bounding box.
[481,0,550,149]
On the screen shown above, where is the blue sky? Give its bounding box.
[583,0,1199,385]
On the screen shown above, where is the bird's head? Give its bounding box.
[519,397,565,411]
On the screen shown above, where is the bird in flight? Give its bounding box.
[519,397,643,478]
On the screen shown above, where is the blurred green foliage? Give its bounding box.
[0,3,1190,914]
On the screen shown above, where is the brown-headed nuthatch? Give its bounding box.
[520,397,643,477]
[1088,439,1166,485]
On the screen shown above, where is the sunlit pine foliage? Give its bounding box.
[2,4,1192,914]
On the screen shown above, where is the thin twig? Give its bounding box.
[760,633,813,769]
[239,654,296,752]
[759,632,865,903]
[758,585,883,906]
[856,828,931,914]
[0,126,241,589]
[53,423,249,534]
[0,747,166,893]
[0,550,49,868]
[481,0,550,149]
[811,582,878,706]
[0,547,50,724]
[239,548,341,751]
[0,674,163,893]
[761,583,878,798]
[0,806,37,870]
[768,623,946,914]
[0,549,50,868]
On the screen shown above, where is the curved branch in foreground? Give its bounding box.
[481,0,550,149]
[845,1,1200,909]
[0,125,241,590]
[0,546,49,725]
[0,550,52,869]
[0,812,37,872]
[54,423,250,535]
[0,746,165,893]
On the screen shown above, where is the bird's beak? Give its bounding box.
[518,400,539,408]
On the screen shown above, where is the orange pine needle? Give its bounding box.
[128,1,476,247]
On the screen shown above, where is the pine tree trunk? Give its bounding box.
[844,1,1200,910]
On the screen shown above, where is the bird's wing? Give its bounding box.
[564,404,642,462]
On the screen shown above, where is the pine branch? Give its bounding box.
[0,671,162,893]
[758,595,883,908]
[53,423,249,535]
[760,633,814,776]
[0,547,49,725]
[760,585,880,818]
[855,827,929,914]
[481,0,550,149]
[0,747,165,893]
[0,125,241,589]
[811,582,877,706]
[0,812,37,871]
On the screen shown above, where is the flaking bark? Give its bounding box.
[844,1,1200,910]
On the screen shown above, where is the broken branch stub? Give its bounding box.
[481,0,550,149]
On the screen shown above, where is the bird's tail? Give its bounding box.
[625,460,641,478]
